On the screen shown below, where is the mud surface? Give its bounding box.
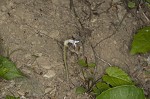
[0,0,150,99]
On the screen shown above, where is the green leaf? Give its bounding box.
[96,85,145,99]
[93,82,110,96]
[88,63,96,68]
[130,26,150,54]
[96,82,110,91]
[78,59,88,67]
[75,86,86,94]
[93,86,101,95]
[128,1,136,8]
[102,75,132,87]
[146,0,150,3]
[0,56,24,80]
[5,95,20,99]
[102,66,133,87]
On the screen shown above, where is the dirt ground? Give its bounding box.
[0,0,150,99]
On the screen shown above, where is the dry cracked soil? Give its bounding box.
[0,0,150,99]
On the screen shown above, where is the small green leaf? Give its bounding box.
[0,56,24,80]
[96,82,110,91]
[96,85,145,99]
[130,26,150,54]
[102,66,133,87]
[93,82,110,96]
[5,95,20,99]
[76,86,86,94]
[93,87,101,95]
[88,63,96,68]
[128,1,136,8]
[78,59,88,67]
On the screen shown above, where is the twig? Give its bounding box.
[93,31,117,48]
[90,44,98,78]
[93,12,128,48]
[8,48,25,58]
[96,55,112,66]
[139,5,150,22]
[70,0,84,29]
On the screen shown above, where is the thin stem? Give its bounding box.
[63,46,69,82]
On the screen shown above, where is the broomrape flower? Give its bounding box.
[64,39,79,47]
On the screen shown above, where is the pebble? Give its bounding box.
[24,54,32,59]
[146,56,150,65]
[113,0,120,3]
[18,90,25,96]
[44,87,52,94]
[113,40,117,45]
[91,18,97,23]
[34,53,43,57]
[51,0,59,5]
[43,70,56,78]
[1,6,7,12]
[117,5,126,23]
[37,56,52,69]
[48,30,60,39]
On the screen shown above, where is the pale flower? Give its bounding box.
[64,39,79,47]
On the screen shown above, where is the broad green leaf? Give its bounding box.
[128,1,136,8]
[88,63,96,68]
[75,86,86,94]
[130,26,150,54]
[78,59,88,67]
[93,82,110,96]
[0,56,24,80]
[5,95,20,99]
[96,85,145,99]
[102,66,133,87]
[102,75,132,87]
[106,67,133,83]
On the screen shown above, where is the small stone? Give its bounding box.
[146,56,150,65]
[20,96,26,99]
[117,5,126,22]
[34,53,43,57]
[40,30,48,35]
[113,0,120,3]
[1,6,7,12]
[113,40,117,44]
[18,90,25,96]
[24,54,31,59]
[45,87,52,94]
[43,70,55,78]
[48,30,60,39]
[91,18,97,23]
[112,58,119,63]
[51,0,59,5]
[37,56,51,69]
[9,81,15,88]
